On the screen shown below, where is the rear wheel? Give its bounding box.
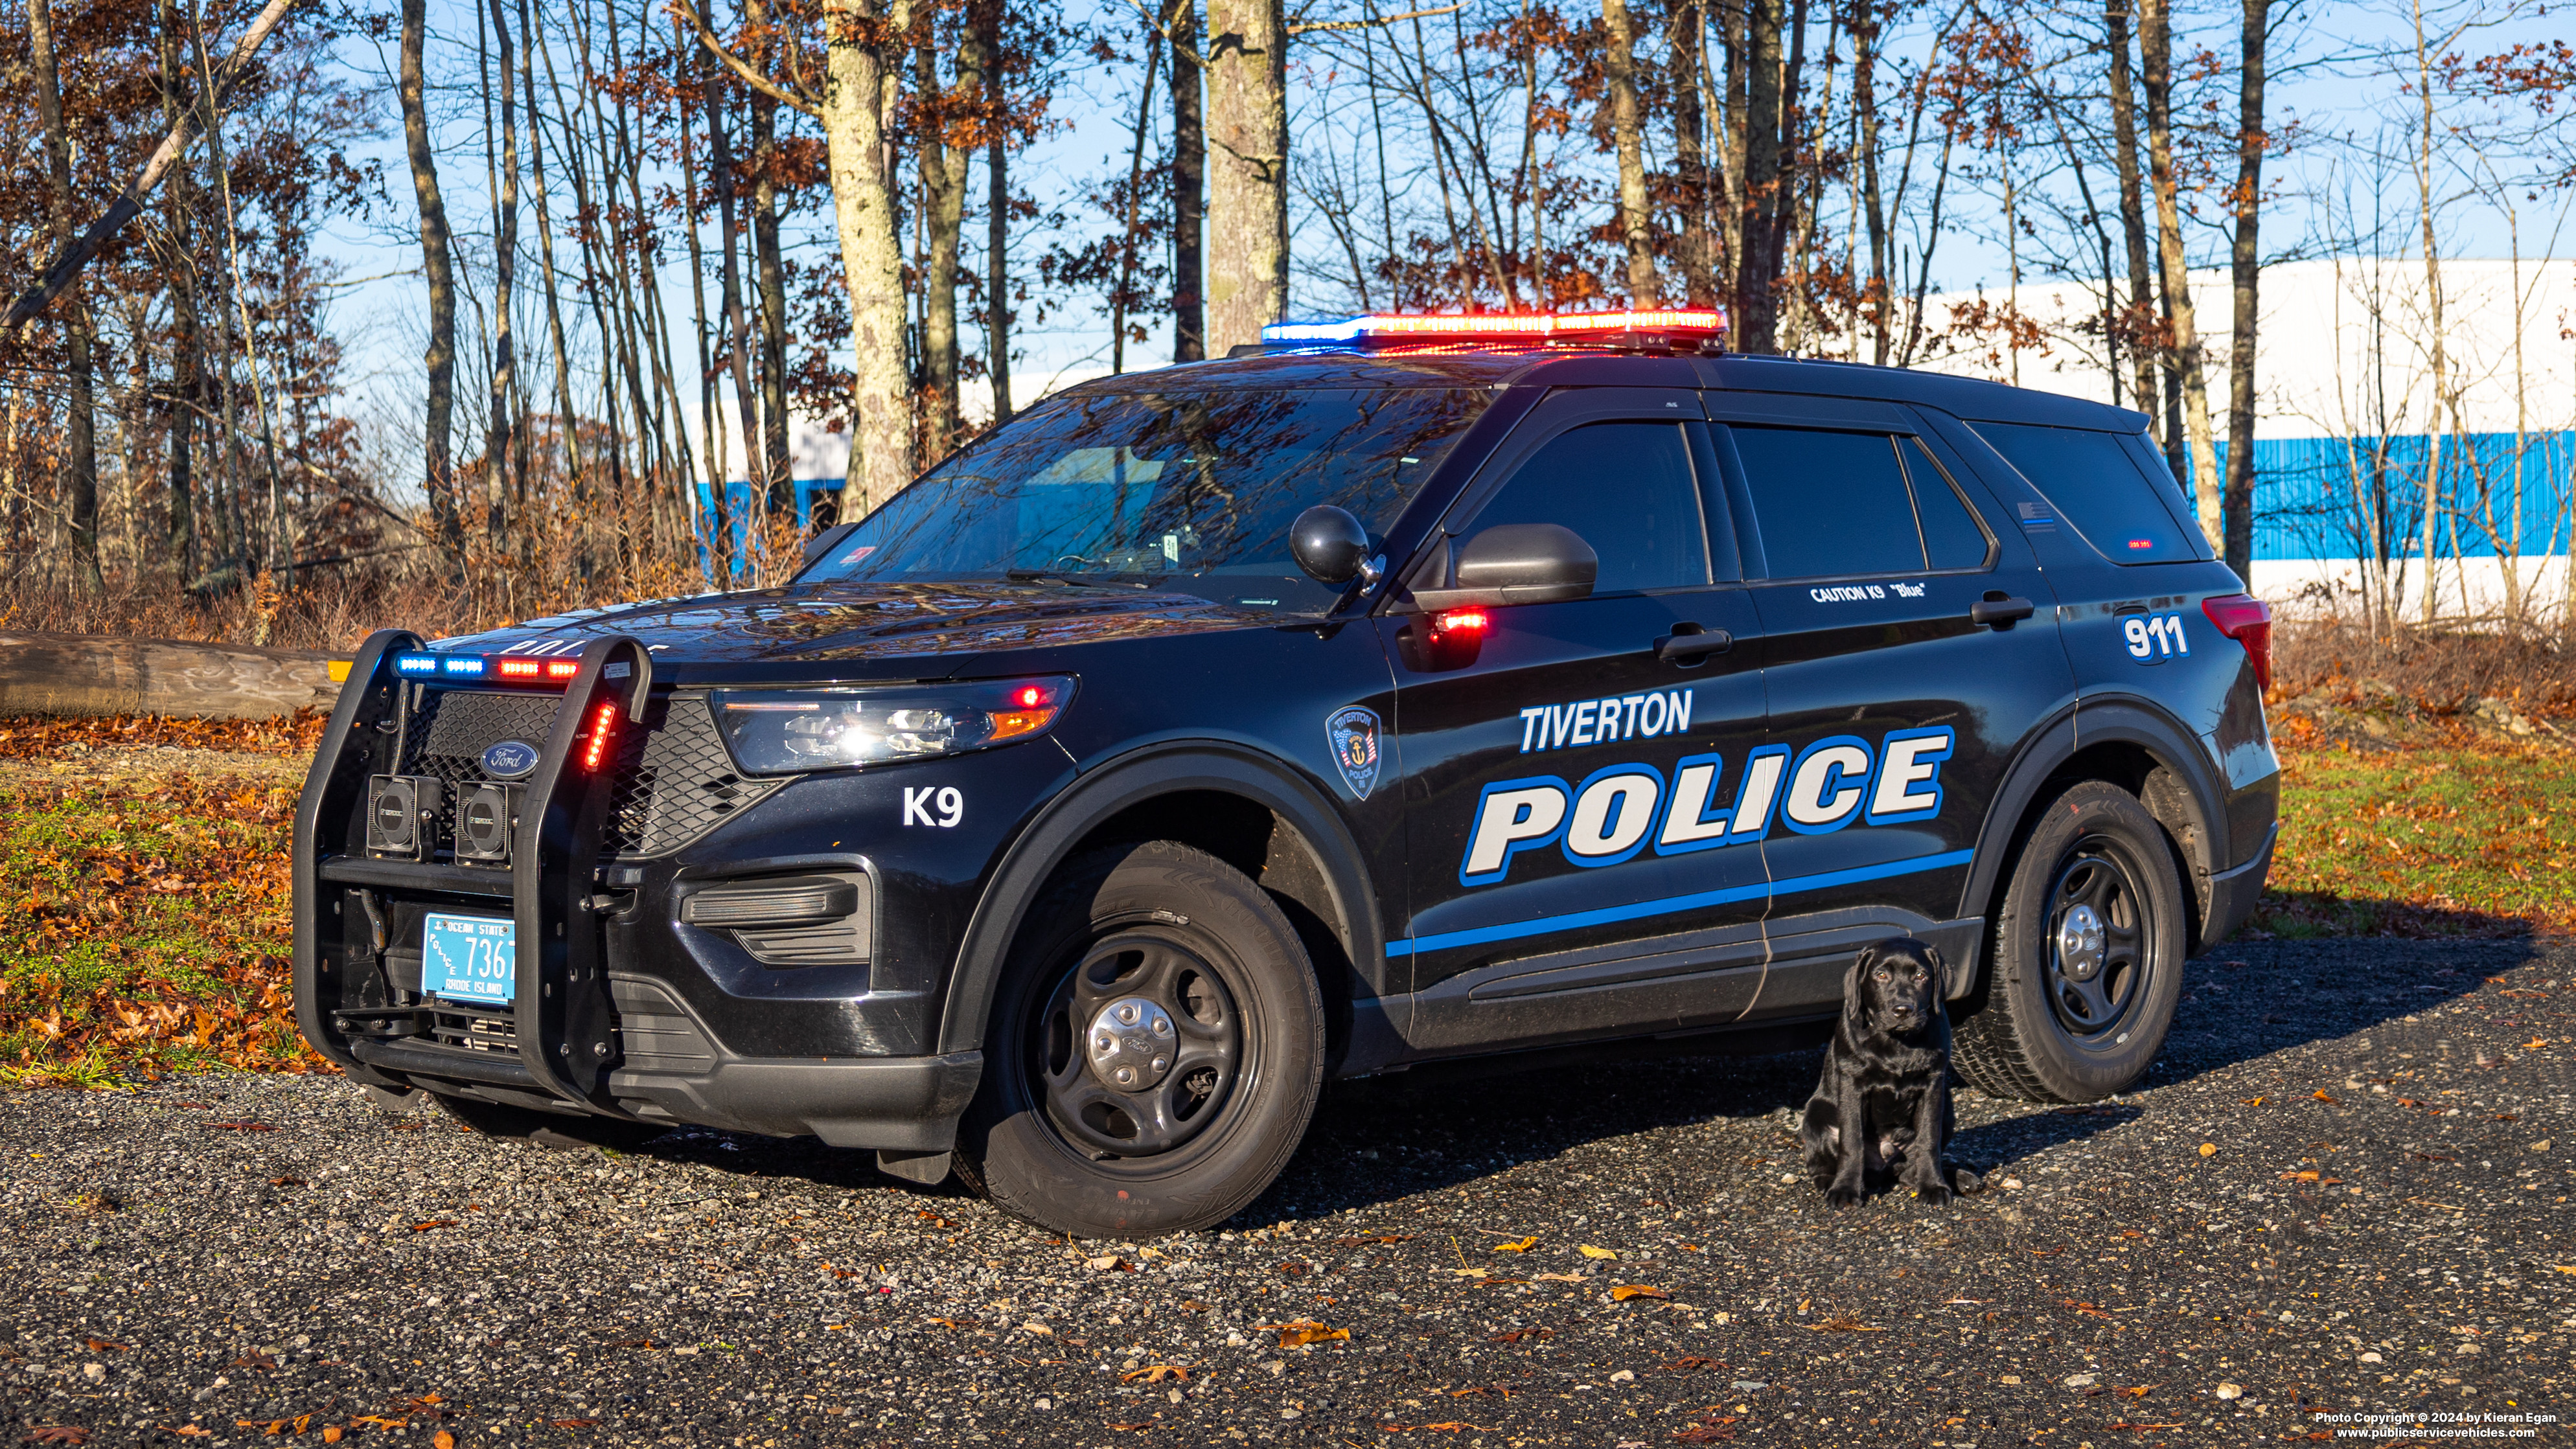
[1954,781,2187,1102]
[429,1091,671,1152]
[952,841,1324,1238]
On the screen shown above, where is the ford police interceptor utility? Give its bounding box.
[293,308,2278,1237]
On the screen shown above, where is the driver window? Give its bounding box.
[1463,422,1710,595]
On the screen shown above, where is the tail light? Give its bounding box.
[2200,594,2273,692]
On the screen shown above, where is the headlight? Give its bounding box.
[710,677,1074,775]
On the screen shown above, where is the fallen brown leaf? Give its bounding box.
[1672,1420,1739,1443]
[82,1338,129,1352]
[551,1420,599,1429]
[321,1431,343,1445]
[1486,1327,1552,1343]
[1609,1284,1670,1301]
[2113,1384,2158,1398]
[1265,1320,1350,1348]
[1663,1355,1718,1371]
[435,1432,457,1449]
[409,1220,457,1232]
[23,1430,89,1446]
[1490,1236,1538,1253]
[1177,1301,1210,1313]
[1120,1365,1190,1383]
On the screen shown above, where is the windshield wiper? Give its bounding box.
[1005,568,1155,589]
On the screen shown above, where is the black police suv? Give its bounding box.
[293,310,2278,1237]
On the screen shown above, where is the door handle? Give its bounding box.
[1970,595,2036,628]
[1657,624,1734,662]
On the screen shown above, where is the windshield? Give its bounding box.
[798,387,1492,612]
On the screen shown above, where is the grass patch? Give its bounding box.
[0,773,327,1084]
[2254,729,2576,938]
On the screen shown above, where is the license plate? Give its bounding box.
[422,912,517,1005]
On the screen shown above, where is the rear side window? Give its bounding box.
[1970,422,2212,564]
[1723,426,1992,578]
[1466,422,1710,593]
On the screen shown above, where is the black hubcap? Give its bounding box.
[2043,837,2152,1041]
[1033,930,1241,1159]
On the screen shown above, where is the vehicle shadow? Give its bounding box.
[619,924,2549,1222]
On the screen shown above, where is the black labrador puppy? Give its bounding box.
[1800,937,1984,1207]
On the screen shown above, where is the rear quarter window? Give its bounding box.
[1968,422,2212,564]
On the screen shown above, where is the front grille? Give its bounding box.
[599,694,781,857]
[398,688,779,859]
[423,999,519,1055]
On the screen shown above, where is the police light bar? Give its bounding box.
[391,652,587,685]
[1260,308,1729,352]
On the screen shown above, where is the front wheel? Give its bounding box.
[1954,781,2187,1102]
[952,841,1325,1238]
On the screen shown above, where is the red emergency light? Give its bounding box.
[1262,307,1727,353]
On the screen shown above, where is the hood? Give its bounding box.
[432,580,1282,683]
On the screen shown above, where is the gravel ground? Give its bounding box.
[4,939,2571,1448]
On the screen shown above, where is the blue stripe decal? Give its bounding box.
[1385,849,1977,957]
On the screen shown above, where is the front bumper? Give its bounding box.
[292,630,990,1152]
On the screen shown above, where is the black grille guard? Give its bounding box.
[293,629,654,1108]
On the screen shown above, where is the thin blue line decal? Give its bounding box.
[1385,849,1976,957]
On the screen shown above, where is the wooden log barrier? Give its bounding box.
[0,631,353,721]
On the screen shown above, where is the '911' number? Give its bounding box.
[2123,613,2189,662]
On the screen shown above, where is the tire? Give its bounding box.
[429,1091,671,1152]
[952,841,1326,1238]
[1953,780,2188,1103]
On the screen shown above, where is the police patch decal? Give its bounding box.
[1326,706,1384,801]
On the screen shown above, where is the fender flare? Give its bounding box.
[935,741,1388,1056]
[1956,695,2229,968]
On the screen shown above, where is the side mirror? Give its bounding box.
[1289,505,1378,586]
[1409,523,1597,609]
[801,521,862,568]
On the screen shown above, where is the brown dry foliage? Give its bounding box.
[2271,617,2576,717]
[0,711,328,762]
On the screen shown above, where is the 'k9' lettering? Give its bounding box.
[1459,726,1955,887]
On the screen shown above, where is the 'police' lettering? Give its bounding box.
[1460,780,1570,885]
[1458,727,1955,885]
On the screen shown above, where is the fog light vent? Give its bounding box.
[678,872,871,969]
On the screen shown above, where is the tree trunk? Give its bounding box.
[2139,0,2222,549]
[158,0,199,579]
[1734,0,1783,352]
[917,32,965,456]
[29,0,104,592]
[978,0,1015,420]
[1852,0,1888,360]
[1112,35,1162,371]
[1602,0,1657,306]
[487,0,521,550]
[1166,0,1206,359]
[1669,0,1715,306]
[523,0,586,508]
[1203,0,1286,351]
[2223,0,2266,582]
[823,0,916,514]
[2409,0,2450,624]
[698,49,757,540]
[2104,0,2159,425]
[750,0,793,518]
[400,0,465,571]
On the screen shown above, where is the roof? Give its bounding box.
[1068,346,2149,433]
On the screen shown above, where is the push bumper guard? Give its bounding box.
[295,630,983,1154]
[293,629,652,1110]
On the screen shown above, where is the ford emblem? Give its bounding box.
[481,740,540,780]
